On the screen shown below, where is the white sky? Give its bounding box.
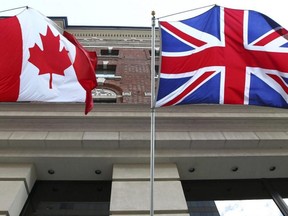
[1,0,288,28]
[216,200,283,216]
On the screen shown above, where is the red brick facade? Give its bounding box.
[92,47,156,104]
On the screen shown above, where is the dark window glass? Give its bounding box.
[149,49,160,56]
[96,65,116,78]
[20,181,111,216]
[100,49,119,56]
[182,179,283,216]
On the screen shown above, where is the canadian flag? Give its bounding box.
[0,8,97,114]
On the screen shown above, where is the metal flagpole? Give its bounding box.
[157,4,215,19]
[0,6,28,14]
[150,10,156,216]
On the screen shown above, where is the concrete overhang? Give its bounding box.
[0,103,287,180]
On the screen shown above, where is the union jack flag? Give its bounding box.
[155,5,288,108]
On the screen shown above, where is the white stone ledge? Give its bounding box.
[257,132,288,148]
[0,164,36,192]
[112,164,179,181]
[223,132,259,148]
[0,132,12,147]
[45,132,83,148]
[1,131,288,150]
[83,132,119,148]
[156,132,190,149]
[190,132,225,149]
[119,132,150,148]
[1,103,288,118]
[9,131,47,148]
[0,181,28,216]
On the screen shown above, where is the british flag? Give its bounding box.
[155,5,288,108]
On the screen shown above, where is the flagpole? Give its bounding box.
[150,10,156,216]
[157,4,215,19]
[0,6,28,14]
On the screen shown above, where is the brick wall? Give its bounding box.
[95,47,156,104]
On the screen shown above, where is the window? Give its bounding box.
[92,88,117,103]
[182,179,287,216]
[101,48,119,56]
[151,65,159,78]
[20,181,111,216]
[155,65,159,76]
[149,48,160,57]
[96,63,116,78]
[21,178,288,216]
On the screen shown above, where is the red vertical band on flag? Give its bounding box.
[0,17,22,101]
[223,9,246,104]
[63,31,97,114]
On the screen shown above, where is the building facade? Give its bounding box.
[1,17,288,216]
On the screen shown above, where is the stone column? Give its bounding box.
[110,163,189,216]
[0,164,36,216]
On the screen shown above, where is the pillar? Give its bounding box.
[0,164,36,216]
[110,163,189,216]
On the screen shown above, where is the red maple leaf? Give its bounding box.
[29,26,72,89]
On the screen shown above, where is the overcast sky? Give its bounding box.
[1,0,288,28]
[216,200,283,216]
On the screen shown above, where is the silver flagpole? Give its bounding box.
[150,10,156,216]
[0,6,28,14]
